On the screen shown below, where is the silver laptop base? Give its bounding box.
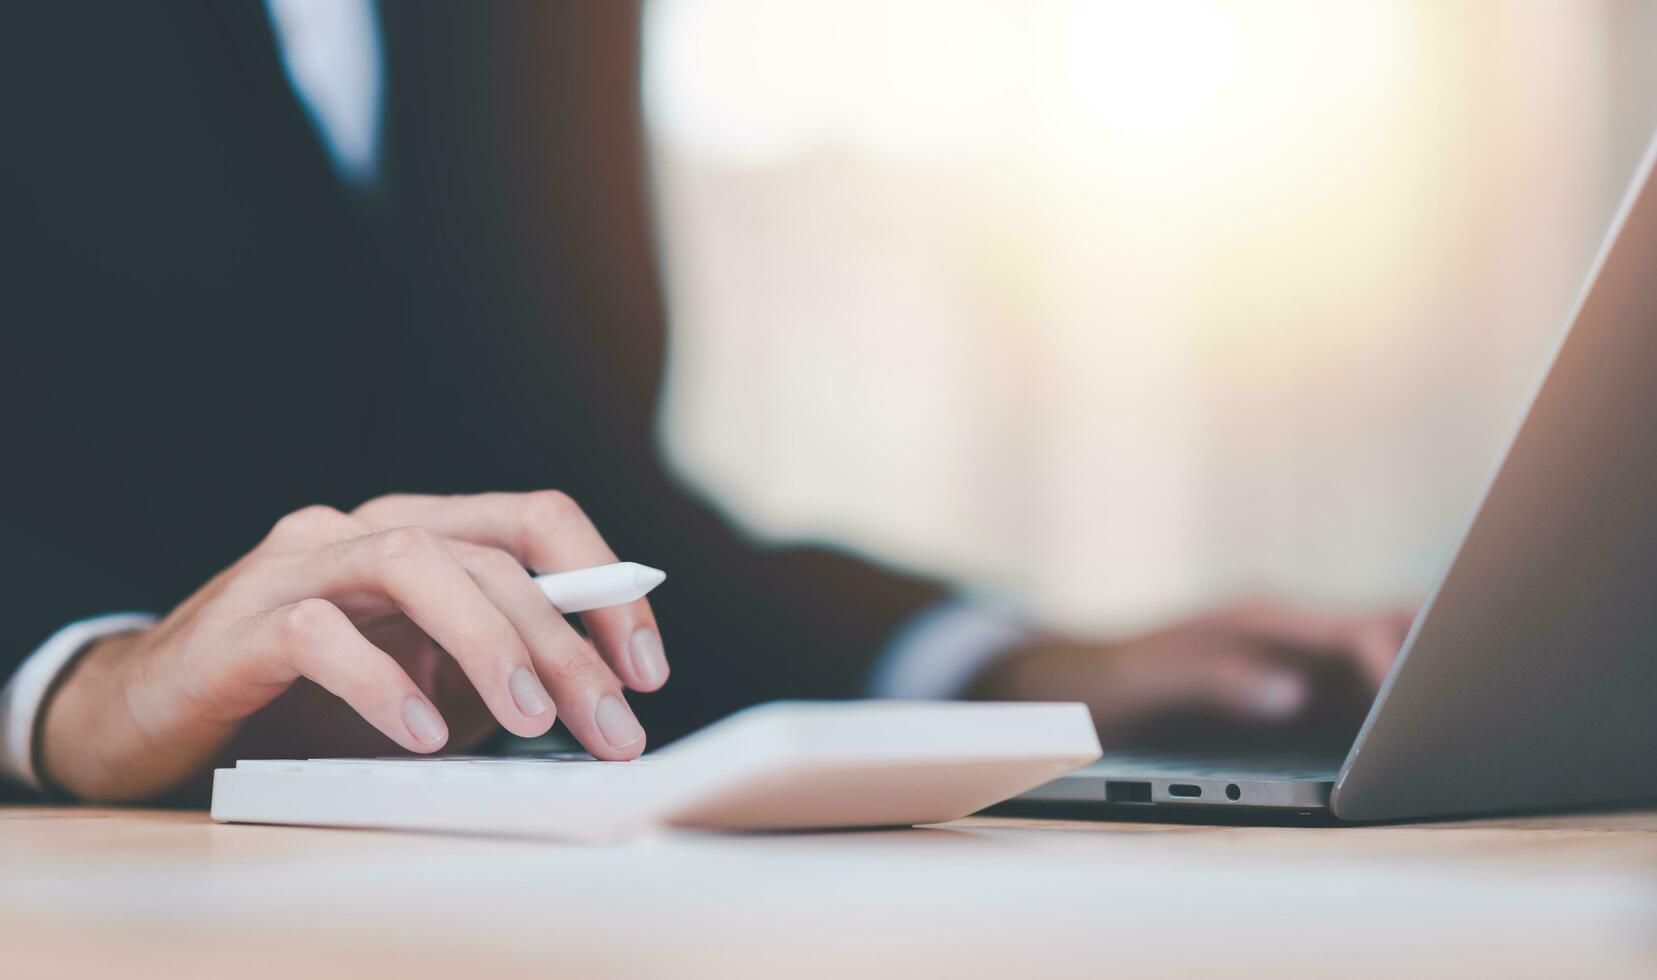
[1019,750,1340,811]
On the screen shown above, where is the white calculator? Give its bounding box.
[211,701,1101,840]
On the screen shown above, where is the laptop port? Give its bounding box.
[1105,781,1152,804]
[1168,784,1203,799]
[1225,783,1241,801]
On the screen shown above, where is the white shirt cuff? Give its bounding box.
[869,600,1032,700]
[0,613,157,792]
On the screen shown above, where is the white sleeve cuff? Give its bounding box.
[869,600,1032,700]
[0,613,157,792]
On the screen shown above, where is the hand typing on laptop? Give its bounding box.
[39,492,668,802]
[969,601,1414,750]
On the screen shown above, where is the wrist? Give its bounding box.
[38,632,136,799]
[38,629,204,802]
[964,638,1091,702]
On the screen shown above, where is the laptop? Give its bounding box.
[1019,131,1657,822]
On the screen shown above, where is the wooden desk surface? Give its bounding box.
[3,805,1654,978]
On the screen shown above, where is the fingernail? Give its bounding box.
[594,694,645,749]
[402,696,448,746]
[509,666,554,717]
[1250,674,1307,720]
[630,629,668,688]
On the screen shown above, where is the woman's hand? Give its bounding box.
[40,492,669,802]
[970,601,1415,750]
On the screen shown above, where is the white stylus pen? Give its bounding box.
[533,561,666,613]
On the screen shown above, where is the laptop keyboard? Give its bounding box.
[1078,747,1345,782]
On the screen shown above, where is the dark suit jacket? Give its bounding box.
[0,0,941,781]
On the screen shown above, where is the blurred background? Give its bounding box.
[641,0,1657,635]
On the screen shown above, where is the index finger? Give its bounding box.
[354,492,668,693]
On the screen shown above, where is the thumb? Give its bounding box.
[1223,667,1310,722]
[1112,652,1311,726]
